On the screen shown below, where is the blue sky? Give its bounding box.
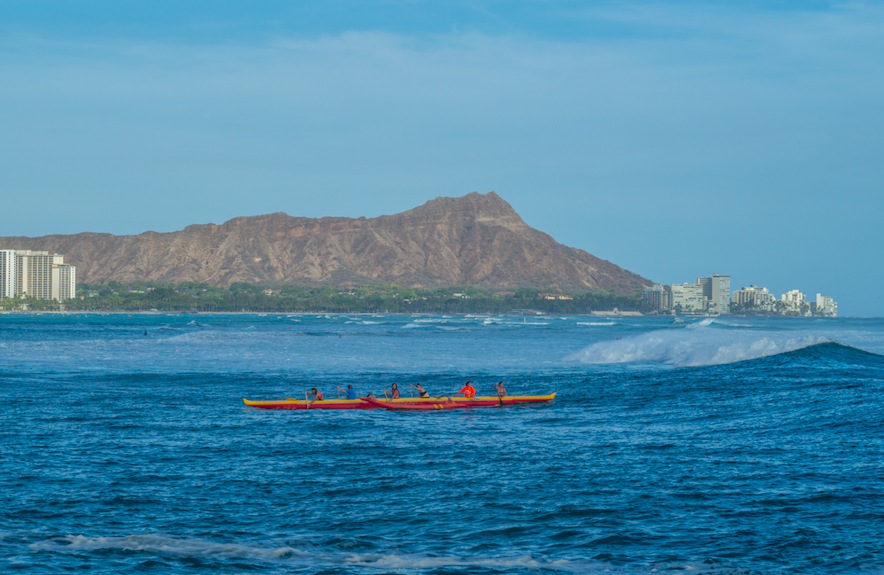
[2,1,882,315]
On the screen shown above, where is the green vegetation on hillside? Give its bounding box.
[2,282,644,314]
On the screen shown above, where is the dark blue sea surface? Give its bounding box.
[1,313,883,574]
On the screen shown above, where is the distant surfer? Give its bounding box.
[411,383,430,398]
[144,330,148,336]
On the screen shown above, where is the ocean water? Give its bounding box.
[2,313,883,574]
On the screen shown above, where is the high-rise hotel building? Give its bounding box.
[697,274,731,315]
[0,250,15,299]
[15,250,64,299]
[0,249,77,302]
[732,285,776,311]
[51,264,77,302]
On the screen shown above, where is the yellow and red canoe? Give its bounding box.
[243,393,556,410]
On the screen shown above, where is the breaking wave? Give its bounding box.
[566,327,833,367]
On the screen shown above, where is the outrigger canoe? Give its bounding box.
[243,393,556,410]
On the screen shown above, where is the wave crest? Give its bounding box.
[566,329,832,367]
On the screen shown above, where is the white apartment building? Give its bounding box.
[815,294,838,317]
[642,284,672,311]
[781,289,806,313]
[733,285,776,311]
[0,249,15,299]
[710,274,730,315]
[15,250,64,299]
[671,283,707,313]
[51,264,77,302]
[0,249,77,302]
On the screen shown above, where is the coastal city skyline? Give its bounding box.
[642,273,838,317]
[1,246,839,317]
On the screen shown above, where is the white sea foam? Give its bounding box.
[28,534,587,571]
[566,326,831,367]
[28,535,301,560]
[23,534,862,574]
[164,330,235,343]
[477,317,549,327]
[714,321,753,327]
[686,318,715,329]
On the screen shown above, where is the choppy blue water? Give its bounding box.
[2,313,883,574]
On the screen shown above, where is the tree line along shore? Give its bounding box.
[1,282,644,314]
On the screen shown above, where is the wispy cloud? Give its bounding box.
[1,1,882,311]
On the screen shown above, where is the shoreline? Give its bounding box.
[0,310,848,319]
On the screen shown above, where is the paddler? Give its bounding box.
[306,388,324,408]
[411,383,430,398]
[455,381,476,398]
[494,381,507,406]
[384,383,400,399]
[336,385,358,400]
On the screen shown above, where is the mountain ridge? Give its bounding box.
[0,192,651,293]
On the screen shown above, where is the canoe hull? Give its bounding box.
[242,398,370,410]
[243,393,556,410]
[362,396,466,410]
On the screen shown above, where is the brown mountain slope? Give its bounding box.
[0,192,651,293]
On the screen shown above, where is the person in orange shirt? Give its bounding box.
[456,381,476,398]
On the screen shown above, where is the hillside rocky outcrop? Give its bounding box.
[1,192,651,293]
